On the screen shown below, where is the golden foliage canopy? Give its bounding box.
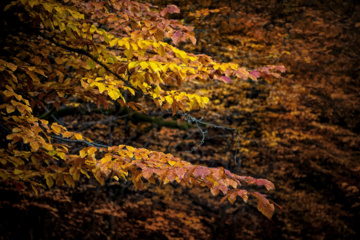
[0,0,284,218]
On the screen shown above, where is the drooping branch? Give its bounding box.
[51,135,108,149]
[40,33,134,88]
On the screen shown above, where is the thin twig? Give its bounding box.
[40,33,133,88]
[51,135,108,149]
[181,113,242,165]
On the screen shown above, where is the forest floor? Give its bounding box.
[1,0,359,239]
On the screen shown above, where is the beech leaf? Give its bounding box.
[251,192,275,219]
[220,76,231,83]
[172,31,182,45]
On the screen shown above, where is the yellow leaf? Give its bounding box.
[149,62,161,73]
[74,133,83,140]
[31,183,39,196]
[80,169,90,178]
[138,49,146,57]
[157,45,165,56]
[51,123,62,134]
[220,63,228,71]
[179,68,187,78]
[12,127,22,133]
[140,62,148,69]
[124,49,133,60]
[87,58,96,70]
[42,3,54,12]
[168,160,176,166]
[31,156,40,166]
[91,82,106,93]
[45,175,54,188]
[79,149,87,158]
[73,169,80,181]
[202,96,210,104]
[64,175,75,188]
[89,25,96,33]
[57,152,66,160]
[109,38,118,47]
[5,62,18,72]
[8,156,24,167]
[107,55,117,64]
[126,145,134,152]
[128,61,138,69]
[98,67,106,76]
[108,89,120,100]
[213,63,221,70]
[100,154,112,164]
[175,49,189,63]
[195,95,203,107]
[14,169,23,175]
[165,96,173,104]
[129,41,138,51]
[44,143,53,151]
[87,147,97,156]
[94,170,104,185]
[124,87,135,95]
[30,140,40,152]
[55,57,64,65]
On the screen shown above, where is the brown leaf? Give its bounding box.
[251,192,275,219]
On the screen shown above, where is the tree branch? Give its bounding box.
[40,33,134,88]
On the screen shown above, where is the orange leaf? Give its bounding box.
[142,168,154,179]
[228,191,237,204]
[193,166,211,178]
[51,123,62,134]
[166,170,177,182]
[237,189,248,202]
[174,167,187,180]
[251,192,275,219]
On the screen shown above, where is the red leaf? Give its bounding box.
[250,70,261,79]
[218,183,228,195]
[193,166,211,178]
[210,185,220,196]
[275,65,286,72]
[160,4,180,17]
[234,68,249,79]
[174,167,187,180]
[189,34,196,44]
[172,31,182,45]
[237,189,248,202]
[160,9,167,17]
[183,167,196,180]
[166,4,180,14]
[142,168,153,179]
[153,168,167,177]
[224,178,238,188]
[166,170,177,182]
[211,168,225,180]
[220,76,231,83]
[256,179,275,190]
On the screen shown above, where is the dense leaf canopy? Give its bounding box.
[0,0,285,219]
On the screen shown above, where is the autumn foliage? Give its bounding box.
[168,0,359,239]
[0,0,286,221]
[2,0,359,239]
